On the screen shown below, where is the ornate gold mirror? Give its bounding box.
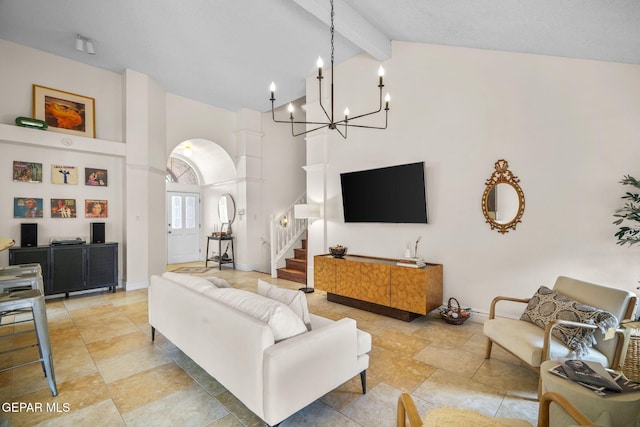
[482,159,525,234]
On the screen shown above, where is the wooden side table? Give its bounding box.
[206,235,235,270]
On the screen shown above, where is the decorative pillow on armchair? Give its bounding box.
[520,286,618,357]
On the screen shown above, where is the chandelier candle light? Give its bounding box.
[269,0,390,139]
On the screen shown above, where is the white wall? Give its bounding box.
[0,39,123,141]
[307,41,640,318]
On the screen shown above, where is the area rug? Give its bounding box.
[171,267,213,274]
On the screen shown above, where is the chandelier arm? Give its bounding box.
[341,87,384,122]
[335,110,388,129]
[317,77,332,122]
[291,123,334,138]
[334,125,347,139]
[271,101,331,126]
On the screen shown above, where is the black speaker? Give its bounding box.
[20,223,38,247]
[91,222,106,244]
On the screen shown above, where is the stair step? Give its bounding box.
[294,248,307,260]
[285,258,306,272]
[277,268,307,284]
[301,239,307,250]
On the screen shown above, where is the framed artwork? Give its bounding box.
[33,84,96,138]
[51,198,77,218]
[13,161,43,183]
[85,199,108,218]
[85,167,108,186]
[14,197,44,218]
[51,165,78,185]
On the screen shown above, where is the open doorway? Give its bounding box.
[166,139,237,266]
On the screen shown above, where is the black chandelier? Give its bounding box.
[269,0,390,139]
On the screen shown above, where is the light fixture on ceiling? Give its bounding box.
[183,144,192,157]
[75,34,95,55]
[269,0,390,139]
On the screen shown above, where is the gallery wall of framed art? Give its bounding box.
[3,140,124,248]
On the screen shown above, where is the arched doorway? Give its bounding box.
[166,139,237,265]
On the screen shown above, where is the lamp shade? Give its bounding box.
[294,204,321,219]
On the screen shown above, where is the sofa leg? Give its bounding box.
[360,370,367,394]
[151,327,155,342]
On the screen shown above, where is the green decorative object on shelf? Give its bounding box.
[613,175,640,246]
[15,116,48,130]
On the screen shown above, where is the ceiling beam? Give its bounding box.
[294,0,391,61]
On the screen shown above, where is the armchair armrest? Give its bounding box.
[541,319,628,368]
[488,296,530,320]
[538,392,592,427]
[397,393,423,427]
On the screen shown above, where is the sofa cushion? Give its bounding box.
[257,280,311,331]
[206,276,231,288]
[162,272,217,294]
[206,288,307,342]
[520,286,618,357]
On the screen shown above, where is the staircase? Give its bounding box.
[276,237,307,284]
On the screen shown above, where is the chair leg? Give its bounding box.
[360,370,367,394]
[151,326,155,342]
[485,339,493,359]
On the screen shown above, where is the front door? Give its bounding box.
[167,192,201,264]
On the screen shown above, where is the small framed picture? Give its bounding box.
[85,199,108,218]
[51,198,77,218]
[33,84,95,138]
[14,197,44,218]
[13,161,43,183]
[85,168,108,186]
[51,165,78,185]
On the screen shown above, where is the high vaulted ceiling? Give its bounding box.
[1,0,639,112]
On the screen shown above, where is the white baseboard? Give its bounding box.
[123,279,149,291]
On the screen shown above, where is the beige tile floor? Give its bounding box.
[0,265,539,426]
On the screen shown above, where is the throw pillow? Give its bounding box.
[520,286,618,357]
[206,276,231,288]
[257,279,312,331]
[206,288,308,342]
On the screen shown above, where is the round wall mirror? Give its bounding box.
[218,193,236,224]
[482,160,525,234]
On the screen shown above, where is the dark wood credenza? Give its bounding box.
[314,254,443,321]
[9,243,118,297]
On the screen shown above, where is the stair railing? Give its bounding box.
[270,192,307,277]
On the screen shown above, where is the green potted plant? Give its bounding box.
[613,175,640,246]
[613,175,640,321]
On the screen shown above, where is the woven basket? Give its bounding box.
[441,297,470,325]
[623,335,640,381]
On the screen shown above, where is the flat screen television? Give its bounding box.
[340,162,428,223]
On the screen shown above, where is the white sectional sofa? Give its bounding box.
[149,272,371,426]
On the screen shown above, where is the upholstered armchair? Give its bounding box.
[484,276,638,372]
[397,391,593,427]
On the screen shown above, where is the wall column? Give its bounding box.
[233,109,263,271]
[123,69,167,289]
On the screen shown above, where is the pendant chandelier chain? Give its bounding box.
[330,0,335,65]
